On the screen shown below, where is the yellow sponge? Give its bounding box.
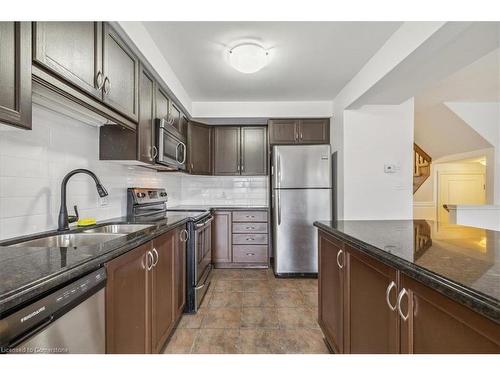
[77,218,97,227]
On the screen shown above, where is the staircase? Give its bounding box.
[413,143,432,194]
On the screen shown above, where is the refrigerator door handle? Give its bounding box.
[277,189,281,225]
[277,153,282,188]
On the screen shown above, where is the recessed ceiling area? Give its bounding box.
[143,22,402,102]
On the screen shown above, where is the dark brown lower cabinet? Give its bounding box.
[318,234,344,353]
[212,211,232,265]
[318,230,500,354]
[151,231,175,354]
[106,242,150,354]
[400,274,500,354]
[106,226,186,354]
[344,245,399,353]
[174,228,187,319]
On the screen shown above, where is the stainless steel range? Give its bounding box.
[127,188,213,313]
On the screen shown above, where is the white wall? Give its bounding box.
[343,99,414,220]
[191,101,333,118]
[0,106,267,240]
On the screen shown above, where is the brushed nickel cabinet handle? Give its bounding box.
[152,146,158,159]
[245,226,255,230]
[146,251,154,271]
[152,248,159,267]
[180,229,189,242]
[385,281,397,311]
[95,71,104,90]
[246,253,255,256]
[397,288,409,321]
[103,77,111,94]
[246,238,255,241]
[336,249,344,269]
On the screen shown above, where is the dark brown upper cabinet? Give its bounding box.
[137,66,156,164]
[155,85,170,121]
[187,121,212,175]
[268,119,298,144]
[33,22,103,99]
[269,118,329,144]
[102,23,139,122]
[213,125,268,176]
[0,22,31,130]
[32,22,138,129]
[241,126,268,176]
[213,126,241,175]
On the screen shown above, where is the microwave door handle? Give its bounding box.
[180,141,187,164]
[175,142,180,163]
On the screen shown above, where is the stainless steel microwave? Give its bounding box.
[155,118,186,170]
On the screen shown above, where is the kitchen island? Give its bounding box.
[314,220,500,354]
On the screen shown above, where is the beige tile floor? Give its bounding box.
[164,268,330,354]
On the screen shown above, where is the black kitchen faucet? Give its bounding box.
[57,169,108,231]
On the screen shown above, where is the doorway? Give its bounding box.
[437,173,486,224]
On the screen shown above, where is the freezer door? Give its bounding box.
[273,188,332,274]
[272,145,331,189]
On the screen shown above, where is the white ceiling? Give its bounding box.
[143,22,402,102]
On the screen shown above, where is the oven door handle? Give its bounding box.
[195,216,214,228]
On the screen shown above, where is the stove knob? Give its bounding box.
[160,192,167,197]
[137,192,146,198]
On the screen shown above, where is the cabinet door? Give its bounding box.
[106,242,150,354]
[0,22,31,129]
[212,211,232,264]
[268,119,298,144]
[179,114,188,140]
[187,121,212,175]
[102,23,139,122]
[33,22,102,99]
[318,232,344,353]
[155,85,169,120]
[344,245,399,353]
[151,231,175,353]
[400,275,500,354]
[213,126,241,175]
[241,126,268,176]
[174,227,187,320]
[170,102,181,133]
[298,119,330,144]
[137,66,155,164]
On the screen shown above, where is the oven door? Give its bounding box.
[156,119,186,170]
[194,217,213,284]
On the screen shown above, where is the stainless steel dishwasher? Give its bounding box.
[0,268,106,354]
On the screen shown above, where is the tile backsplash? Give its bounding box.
[0,105,268,240]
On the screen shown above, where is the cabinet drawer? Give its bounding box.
[233,245,268,263]
[232,211,268,222]
[232,233,268,245]
[232,222,268,233]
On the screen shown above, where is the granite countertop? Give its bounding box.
[314,220,500,323]
[0,211,199,316]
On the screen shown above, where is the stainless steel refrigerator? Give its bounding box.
[272,145,332,276]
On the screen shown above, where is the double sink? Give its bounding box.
[8,224,154,248]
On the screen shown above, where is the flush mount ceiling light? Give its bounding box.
[228,43,269,74]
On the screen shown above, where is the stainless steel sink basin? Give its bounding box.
[83,224,154,234]
[8,233,124,248]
